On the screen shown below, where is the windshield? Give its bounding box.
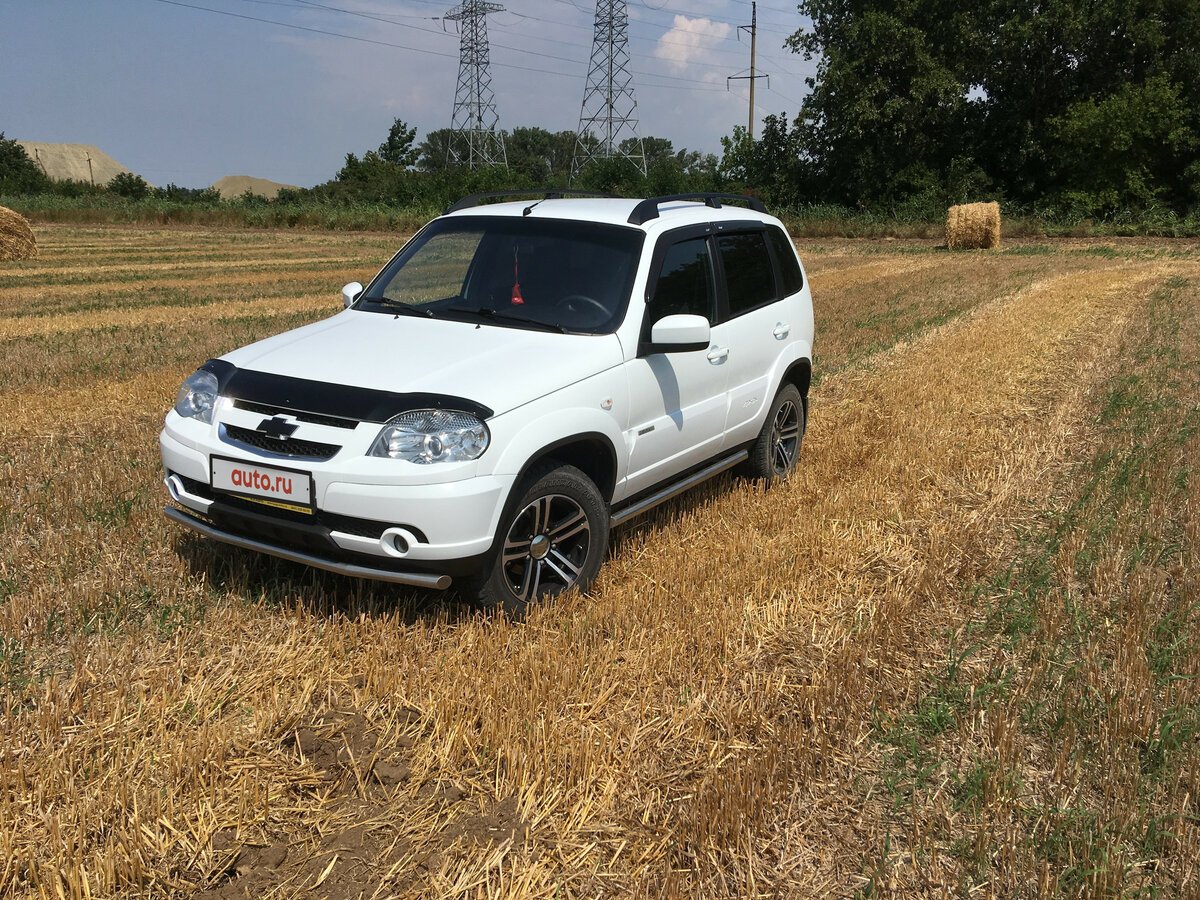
[357,216,644,334]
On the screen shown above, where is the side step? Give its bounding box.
[610,450,748,528]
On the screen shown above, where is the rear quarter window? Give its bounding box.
[767,226,804,295]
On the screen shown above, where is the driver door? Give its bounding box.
[622,231,730,497]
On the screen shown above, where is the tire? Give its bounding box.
[466,463,610,617]
[740,383,805,483]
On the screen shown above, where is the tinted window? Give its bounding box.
[648,237,716,324]
[360,217,643,334]
[767,226,804,295]
[717,231,777,318]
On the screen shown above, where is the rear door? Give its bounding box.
[711,224,792,444]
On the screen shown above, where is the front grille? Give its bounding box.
[222,424,341,461]
[232,399,358,430]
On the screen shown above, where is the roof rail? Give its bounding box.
[626,192,768,226]
[444,188,615,215]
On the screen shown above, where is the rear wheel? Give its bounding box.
[741,383,805,483]
[467,464,609,617]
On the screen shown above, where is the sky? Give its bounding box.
[2,0,814,189]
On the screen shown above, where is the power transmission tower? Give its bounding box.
[445,0,507,169]
[571,0,645,180]
[727,1,768,139]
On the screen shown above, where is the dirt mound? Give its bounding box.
[194,709,526,898]
[16,141,136,185]
[211,175,299,200]
[0,206,36,261]
[946,201,1001,250]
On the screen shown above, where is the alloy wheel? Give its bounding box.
[770,399,801,475]
[501,493,592,603]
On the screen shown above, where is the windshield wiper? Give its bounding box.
[369,297,436,318]
[442,306,566,333]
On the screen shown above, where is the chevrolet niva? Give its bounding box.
[162,192,814,614]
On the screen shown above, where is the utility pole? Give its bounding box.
[571,0,645,180]
[85,152,95,187]
[727,2,768,139]
[445,0,507,169]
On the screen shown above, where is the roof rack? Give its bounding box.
[626,193,767,226]
[444,188,615,215]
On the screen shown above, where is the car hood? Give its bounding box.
[221,310,624,418]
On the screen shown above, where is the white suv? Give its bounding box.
[161,192,814,613]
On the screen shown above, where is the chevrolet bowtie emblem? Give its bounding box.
[256,416,299,439]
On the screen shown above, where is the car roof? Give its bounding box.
[440,197,782,233]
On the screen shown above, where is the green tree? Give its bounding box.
[0,133,50,195]
[785,2,974,207]
[417,129,455,172]
[378,118,419,167]
[506,127,576,183]
[779,0,1200,213]
[107,171,151,199]
[1049,74,1196,214]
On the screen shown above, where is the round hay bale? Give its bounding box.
[0,206,37,261]
[946,201,1001,250]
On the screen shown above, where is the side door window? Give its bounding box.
[716,230,778,319]
[643,236,716,337]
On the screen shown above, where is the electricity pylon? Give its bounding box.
[446,0,507,169]
[571,0,645,180]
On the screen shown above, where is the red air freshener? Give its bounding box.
[511,245,524,305]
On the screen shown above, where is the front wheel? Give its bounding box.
[741,383,805,483]
[467,463,609,617]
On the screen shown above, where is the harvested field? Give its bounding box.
[2,225,1199,897]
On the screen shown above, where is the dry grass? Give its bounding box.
[2,224,1199,898]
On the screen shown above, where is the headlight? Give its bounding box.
[174,369,219,424]
[368,409,490,464]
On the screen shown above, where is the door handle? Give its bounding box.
[707,346,729,363]
[773,323,790,339]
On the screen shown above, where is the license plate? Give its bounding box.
[211,456,313,511]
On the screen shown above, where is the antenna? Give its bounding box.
[571,0,645,180]
[445,0,508,169]
[727,1,768,139]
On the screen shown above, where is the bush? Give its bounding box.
[107,172,151,200]
[0,134,50,195]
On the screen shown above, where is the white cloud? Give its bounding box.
[653,15,733,74]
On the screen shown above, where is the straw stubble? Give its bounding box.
[1,226,1198,898]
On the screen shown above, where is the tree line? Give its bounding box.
[4,0,1197,223]
[745,0,1200,219]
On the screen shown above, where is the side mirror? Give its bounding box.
[341,281,363,308]
[645,314,711,354]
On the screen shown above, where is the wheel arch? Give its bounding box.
[781,357,812,416]
[512,432,618,503]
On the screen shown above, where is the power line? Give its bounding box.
[230,0,756,89]
[148,0,751,97]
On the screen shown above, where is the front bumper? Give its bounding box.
[161,418,513,583]
[164,506,452,589]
